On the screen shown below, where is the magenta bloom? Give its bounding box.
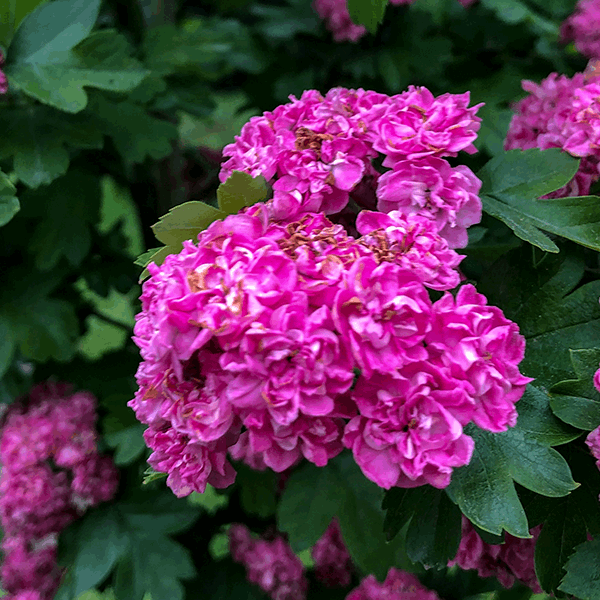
[333,257,431,377]
[561,0,600,60]
[346,568,442,600]
[229,524,308,600]
[220,87,482,222]
[356,210,464,289]
[312,519,353,587]
[427,285,532,432]
[505,71,600,197]
[0,383,119,600]
[376,158,482,248]
[0,50,7,95]
[345,369,474,489]
[450,517,542,593]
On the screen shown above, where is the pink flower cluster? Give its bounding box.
[0,383,119,600]
[311,519,353,587]
[561,0,600,60]
[313,0,413,43]
[229,524,308,600]
[449,518,542,592]
[505,70,600,197]
[220,87,483,249]
[0,51,7,95]
[346,568,441,600]
[131,188,530,495]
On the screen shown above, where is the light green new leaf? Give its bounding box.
[88,95,177,164]
[559,539,600,598]
[550,348,600,430]
[0,169,19,226]
[347,0,388,33]
[6,29,147,113]
[0,105,103,188]
[151,201,226,246]
[217,171,268,214]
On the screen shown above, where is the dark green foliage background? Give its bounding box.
[1,0,600,599]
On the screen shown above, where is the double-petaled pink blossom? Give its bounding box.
[505,70,600,197]
[561,0,600,60]
[450,517,542,592]
[346,568,442,600]
[0,383,119,600]
[229,524,308,600]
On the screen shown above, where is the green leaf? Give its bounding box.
[559,539,600,599]
[278,454,413,578]
[382,487,462,567]
[104,424,146,466]
[7,0,100,64]
[277,462,343,553]
[478,149,600,252]
[236,465,278,518]
[151,201,226,246]
[515,385,580,446]
[347,0,388,33]
[447,399,578,538]
[59,493,199,600]
[0,169,19,227]
[23,169,101,270]
[178,92,258,151]
[482,196,559,253]
[217,171,268,214]
[137,247,177,283]
[143,17,264,79]
[0,315,15,379]
[0,105,103,188]
[9,298,79,362]
[88,94,177,164]
[6,29,147,113]
[0,0,47,47]
[478,248,600,389]
[143,467,167,485]
[550,349,600,430]
[531,447,600,594]
[69,506,129,597]
[188,485,229,514]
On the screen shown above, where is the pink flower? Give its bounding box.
[345,370,474,489]
[561,0,600,60]
[372,89,482,160]
[312,519,353,587]
[357,210,464,289]
[144,426,236,497]
[0,466,75,539]
[376,158,482,248]
[313,0,367,42]
[505,71,600,197]
[594,365,600,393]
[426,285,532,432]
[229,524,308,600]
[221,302,354,426]
[0,383,119,600]
[220,87,482,222]
[333,257,432,377]
[346,567,442,600]
[0,50,7,95]
[450,518,542,593]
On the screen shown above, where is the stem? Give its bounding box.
[107,0,146,45]
[92,311,132,332]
